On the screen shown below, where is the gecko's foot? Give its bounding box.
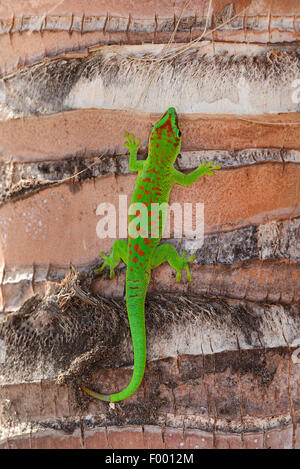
[175,252,196,283]
[199,160,221,175]
[94,252,116,279]
[124,132,140,153]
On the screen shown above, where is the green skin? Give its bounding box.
[81,107,220,402]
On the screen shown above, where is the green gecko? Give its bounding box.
[82,107,220,402]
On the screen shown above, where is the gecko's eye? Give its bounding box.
[178,130,182,137]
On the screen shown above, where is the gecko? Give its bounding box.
[81,107,220,402]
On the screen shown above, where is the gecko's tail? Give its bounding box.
[80,385,110,401]
[81,276,148,403]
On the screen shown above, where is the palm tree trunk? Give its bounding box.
[0,0,299,449]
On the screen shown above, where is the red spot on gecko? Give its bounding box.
[134,244,145,256]
[146,169,160,175]
[132,257,138,263]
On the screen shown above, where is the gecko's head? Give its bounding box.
[149,107,182,162]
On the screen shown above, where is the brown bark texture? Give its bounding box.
[0,0,299,450]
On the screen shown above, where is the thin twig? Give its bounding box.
[41,152,106,187]
[118,1,248,65]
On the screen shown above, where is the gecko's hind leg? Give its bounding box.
[95,240,128,279]
[150,244,196,282]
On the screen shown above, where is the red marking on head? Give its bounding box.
[129,250,132,255]
[144,238,151,245]
[132,256,138,263]
[137,194,142,200]
[140,263,143,267]
[130,267,133,271]
[145,190,152,195]
[139,186,144,191]
[159,115,176,138]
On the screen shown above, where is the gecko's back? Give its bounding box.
[127,107,182,274]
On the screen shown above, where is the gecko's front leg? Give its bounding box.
[173,160,221,186]
[95,239,128,279]
[124,132,144,172]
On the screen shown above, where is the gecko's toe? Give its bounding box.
[187,255,196,262]
[175,271,181,282]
